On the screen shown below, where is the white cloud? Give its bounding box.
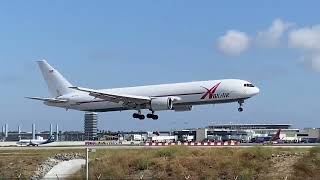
[310,56,320,72]
[288,25,320,50]
[288,25,320,72]
[217,30,250,56]
[216,19,320,73]
[301,54,320,72]
[217,19,292,56]
[256,19,294,48]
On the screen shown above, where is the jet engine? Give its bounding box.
[150,97,174,111]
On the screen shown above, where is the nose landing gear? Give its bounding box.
[238,100,244,112]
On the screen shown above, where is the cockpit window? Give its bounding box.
[244,83,255,87]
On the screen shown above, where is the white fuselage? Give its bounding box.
[45,79,259,112]
[17,135,55,146]
[17,139,50,146]
[17,139,47,146]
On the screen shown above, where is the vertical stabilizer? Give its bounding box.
[271,129,281,141]
[37,60,74,97]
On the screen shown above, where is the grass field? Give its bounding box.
[0,147,319,179]
[72,146,320,180]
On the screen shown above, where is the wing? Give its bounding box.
[70,87,151,108]
[26,97,68,103]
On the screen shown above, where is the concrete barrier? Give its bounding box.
[144,141,240,146]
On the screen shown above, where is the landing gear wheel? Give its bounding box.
[147,113,159,120]
[133,113,140,119]
[138,115,145,120]
[152,115,158,120]
[147,114,153,119]
[133,113,145,120]
[238,100,244,112]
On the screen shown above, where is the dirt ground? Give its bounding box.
[265,152,305,179]
[0,149,83,179]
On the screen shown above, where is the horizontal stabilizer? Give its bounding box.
[25,97,68,103]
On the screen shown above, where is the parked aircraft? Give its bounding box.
[270,129,282,142]
[252,129,282,144]
[27,60,260,120]
[17,135,55,146]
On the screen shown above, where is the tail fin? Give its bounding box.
[47,135,55,142]
[271,129,281,141]
[37,60,74,97]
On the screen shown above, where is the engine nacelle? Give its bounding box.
[150,97,173,111]
[174,105,193,112]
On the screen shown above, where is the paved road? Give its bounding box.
[0,144,319,150]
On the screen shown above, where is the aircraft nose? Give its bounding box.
[252,87,260,96]
[246,87,260,97]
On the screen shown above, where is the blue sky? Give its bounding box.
[1,1,320,132]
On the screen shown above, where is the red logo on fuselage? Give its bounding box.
[201,82,221,99]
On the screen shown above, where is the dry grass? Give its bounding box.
[71,146,314,180]
[291,147,320,180]
[0,149,83,179]
[1,147,319,179]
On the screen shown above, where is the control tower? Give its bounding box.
[84,112,98,140]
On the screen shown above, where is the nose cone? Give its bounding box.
[249,87,260,96]
[251,87,260,96]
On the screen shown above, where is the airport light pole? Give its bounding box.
[86,148,89,180]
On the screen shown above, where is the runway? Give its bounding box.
[0,144,319,150]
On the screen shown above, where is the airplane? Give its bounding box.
[252,129,282,144]
[17,135,55,146]
[27,60,260,120]
[270,129,282,142]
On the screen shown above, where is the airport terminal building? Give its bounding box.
[205,124,300,142]
[207,124,292,130]
[1,123,320,144]
[118,123,319,143]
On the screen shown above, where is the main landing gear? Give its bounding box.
[238,100,244,112]
[147,111,158,120]
[133,111,145,120]
[133,110,159,120]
